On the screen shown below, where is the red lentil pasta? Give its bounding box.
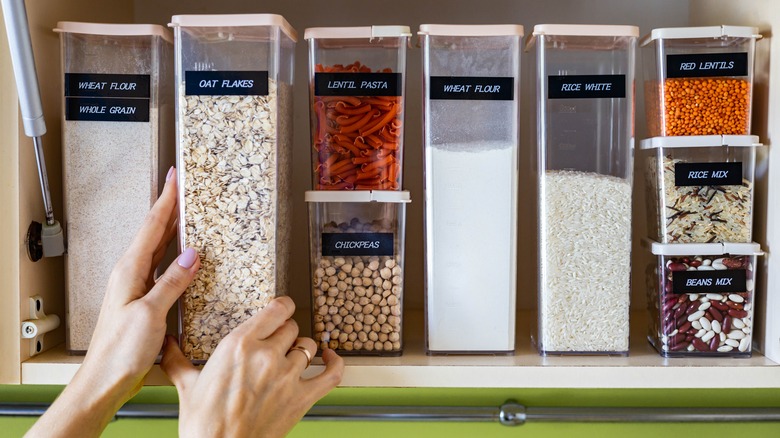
[312,61,402,190]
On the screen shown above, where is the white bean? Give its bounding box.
[728,294,745,303]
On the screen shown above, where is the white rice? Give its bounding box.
[538,170,632,353]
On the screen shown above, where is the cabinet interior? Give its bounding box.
[2,0,779,387]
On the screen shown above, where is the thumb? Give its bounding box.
[144,247,199,315]
[161,335,199,395]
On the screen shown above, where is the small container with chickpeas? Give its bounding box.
[306,190,410,356]
[641,25,761,137]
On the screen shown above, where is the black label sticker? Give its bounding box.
[314,72,402,97]
[672,270,747,294]
[64,73,150,98]
[429,76,514,100]
[185,71,269,96]
[666,53,748,78]
[674,162,743,186]
[547,75,626,99]
[321,232,394,257]
[65,97,150,122]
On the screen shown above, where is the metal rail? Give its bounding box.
[2,402,780,425]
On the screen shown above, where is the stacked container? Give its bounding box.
[645,241,762,357]
[640,25,763,357]
[419,24,522,354]
[171,14,297,362]
[642,26,760,137]
[56,22,173,353]
[527,24,638,355]
[306,26,409,191]
[306,191,409,356]
[305,26,411,355]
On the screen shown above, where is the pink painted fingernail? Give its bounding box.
[166,166,175,182]
[177,247,197,269]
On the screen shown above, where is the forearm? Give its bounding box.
[25,364,136,438]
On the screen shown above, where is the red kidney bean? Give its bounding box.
[672,333,686,344]
[664,281,673,293]
[671,342,690,351]
[685,301,700,316]
[678,321,692,333]
[692,338,709,351]
[726,301,744,310]
[668,262,687,271]
[722,316,732,333]
[689,260,702,267]
[728,309,748,318]
[685,334,695,342]
[722,257,745,269]
[674,305,686,319]
[708,307,723,322]
[710,301,729,311]
[677,294,689,304]
[708,335,720,351]
[663,300,676,313]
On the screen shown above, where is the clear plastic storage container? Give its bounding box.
[646,241,762,357]
[419,24,523,354]
[306,190,410,356]
[56,22,173,353]
[527,24,637,355]
[305,26,410,190]
[171,14,297,362]
[641,135,762,244]
[641,25,761,137]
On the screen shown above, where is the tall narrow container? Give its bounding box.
[419,24,523,354]
[170,14,297,362]
[305,26,410,190]
[56,22,173,353]
[527,24,637,355]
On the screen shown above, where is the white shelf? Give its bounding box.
[22,311,780,388]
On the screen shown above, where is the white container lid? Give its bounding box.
[54,22,173,44]
[532,24,639,37]
[418,24,524,37]
[639,135,762,150]
[525,24,638,50]
[304,26,411,40]
[169,14,297,42]
[641,25,761,47]
[305,190,411,204]
[648,240,763,256]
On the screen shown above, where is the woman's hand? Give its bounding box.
[161,296,345,438]
[27,168,197,438]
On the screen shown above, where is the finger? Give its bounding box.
[286,337,317,372]
[264,319,300,355]
[302,348,344,400]
[126,167,179,266]
[232,296,296,340]
[141,247,199,311]
[151,214,179,270]
[147,218,179,287]
[160,335,199,395]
